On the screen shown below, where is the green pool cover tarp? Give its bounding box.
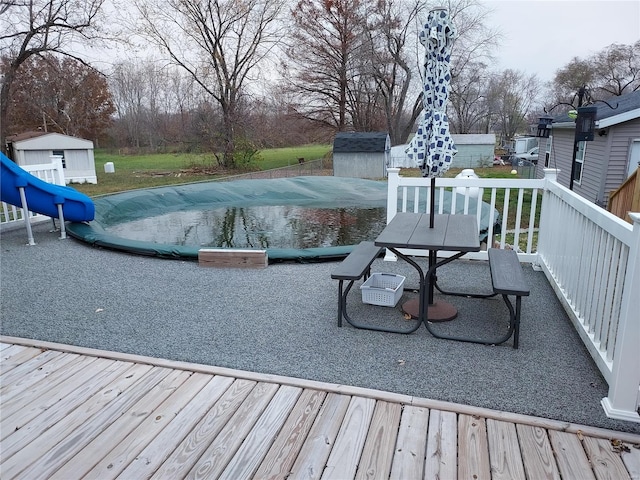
[67,176,499,262]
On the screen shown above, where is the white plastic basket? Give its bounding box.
[360,273,406,307]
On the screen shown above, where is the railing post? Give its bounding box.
[385,168,401,262]
[601,212,640,423]
[535,169,561,269]
[543,168,559,184]
[386,167,400,224]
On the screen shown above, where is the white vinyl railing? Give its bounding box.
[386,167,640,423]
[386,167,543,262]
[1,158,66,241]
[537,170,640,423]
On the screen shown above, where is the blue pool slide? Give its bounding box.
[1,153,94,222]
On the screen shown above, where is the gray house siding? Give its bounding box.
[542,128,631,207]
[536,91,640,208]
[575,138,605,205]
[603,118,640,203]
[539,129,573,185]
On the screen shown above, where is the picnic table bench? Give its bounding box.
[331,239,529,347]
[487,247,530,348]
[331,241,383,328]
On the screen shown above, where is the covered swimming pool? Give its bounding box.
[67,176,499,262]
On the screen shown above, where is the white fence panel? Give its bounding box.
[537,172,639,423]
[1,158,66,229]
[386,168,543,262]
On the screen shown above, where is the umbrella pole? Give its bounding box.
[429,176,435,228]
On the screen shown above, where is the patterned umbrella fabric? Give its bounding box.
[406,8,457,177]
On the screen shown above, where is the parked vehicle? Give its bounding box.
[513,137,539,155]
[517,147,539,164]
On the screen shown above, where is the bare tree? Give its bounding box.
[489,69,540,142]
[550,57,597,109]
[284,0,371,131]
[593,41,640,96]
[448,60,492,134]
[550,41,640,109]
[445,0,500,135]
[0,0,105,154]
[363,0,423,144]
[281,0,500,143]
[133,0,286,167]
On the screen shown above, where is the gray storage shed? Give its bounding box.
[450,134,496,168]
[333,132,390,179]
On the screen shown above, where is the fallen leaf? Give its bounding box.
[611,439,631,453]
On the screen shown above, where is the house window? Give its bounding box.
[573,141,586,184]
[52,150,66,168]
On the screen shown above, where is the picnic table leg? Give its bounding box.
[337,280,344,327]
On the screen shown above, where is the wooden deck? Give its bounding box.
[1,337,639,480]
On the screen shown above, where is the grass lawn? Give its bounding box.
[74,145,332,196]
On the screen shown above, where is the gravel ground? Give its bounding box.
[1,222,639,434]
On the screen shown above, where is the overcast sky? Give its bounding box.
[84,0,640,85]
[481,0,640,83]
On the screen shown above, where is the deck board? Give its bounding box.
[321,395,376,479]
[389,405,430,479]
[621,445,640,480]
[515,423,561,480]
[582,436,633,480]
[147,377,255,479]
[549,430,597,480]
[11,364,165,479]
[0,354,90,432]
[487,418,526,480]
[220,385,302,479]
[254,389,327,480]
[187,381,279,479]
[355,400,402,480]
[0,349,64,391]
[425,408,457,479]
[458,414,491,480]
[0,358,125,459]
[1,337,639,480]
[1,345,43,373]
[289,392,351,479]
[53,369,200,480]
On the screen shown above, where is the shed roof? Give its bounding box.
[10,132,94,150]
[333,132,389,153]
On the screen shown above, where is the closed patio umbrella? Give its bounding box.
[404,8,459,321]
[405,7,457,227]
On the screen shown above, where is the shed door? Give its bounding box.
[629,139,640,178]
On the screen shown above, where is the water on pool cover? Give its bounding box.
[105,205,387,249]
